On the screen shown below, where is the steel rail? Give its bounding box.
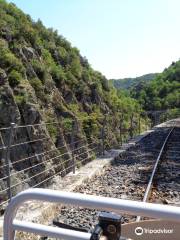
[136,127,174,221]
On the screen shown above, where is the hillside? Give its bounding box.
[110,73,157,90]
[131,61,180,111]
[0,0,145,200]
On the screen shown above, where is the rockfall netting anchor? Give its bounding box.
[138,114,141,135]
[101,115,107,156]
[71,120,78,174]
[5,122,15,202]
[119,114,124,146]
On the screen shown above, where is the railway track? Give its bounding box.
[149,127,180,206]
[49,122,180,233]
[136,126,178,221]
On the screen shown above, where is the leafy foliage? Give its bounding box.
[8,69,22,87]
[131,61,180,111]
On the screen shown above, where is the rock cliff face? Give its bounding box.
[0,0,143,204]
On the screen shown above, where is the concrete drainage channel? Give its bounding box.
[0,127,163,239]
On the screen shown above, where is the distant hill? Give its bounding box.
[110,73,157,89]
[131,61,180,111]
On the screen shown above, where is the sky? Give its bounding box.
[7,0,180,79]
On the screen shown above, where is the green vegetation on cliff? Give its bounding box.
[131,61,180,111]
[0,0,145,147]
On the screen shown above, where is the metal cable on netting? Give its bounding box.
[0,153,93,208]
[0,115,103,157]
[0,148,95,195]
[0,145,7,151]
[0,136,97,170]
[0,198,9,208]
[0,115,104,132]
[0,141,98,181]
[0,140,98,183]
[32,155,93,189]
[0,136,50,150]
[71,140,98,153]
[0,156,72,194]
[0,116,103,207]
[12,122,59,129]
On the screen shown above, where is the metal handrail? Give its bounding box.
[4,188,180,240]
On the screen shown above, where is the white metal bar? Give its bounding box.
[4,188,180,240]
[13,220,91,240]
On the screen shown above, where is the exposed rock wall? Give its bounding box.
[0,0,144,205]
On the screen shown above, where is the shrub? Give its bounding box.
[57,46,68,66]
[0,40,25,74]
[69,56,82,78]
[14,94,26,105]
[8,70,22,88]
[31,59,46,82]
[30,77,43,93]
[46,124,58,143]
[50,65,66,86]
[62,118,73,132]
